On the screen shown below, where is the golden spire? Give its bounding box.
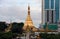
[28,5,30,15]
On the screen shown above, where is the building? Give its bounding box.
[57,20,60,32]
[42,0,60,24]
[42,0,60,31]
[23,5,38,32]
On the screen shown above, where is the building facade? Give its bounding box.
[42,0,60,25]
[41,0,60,31]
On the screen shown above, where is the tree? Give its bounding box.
[11,22,24,34]
[0,32,18,39]
[0,22,7,32]
[39,33,60,39]
[58,33,60,39]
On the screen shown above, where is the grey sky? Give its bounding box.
[0,0,42,28]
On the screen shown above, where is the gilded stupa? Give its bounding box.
[23,5,37,31]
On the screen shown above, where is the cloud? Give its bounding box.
[0,0,42,27]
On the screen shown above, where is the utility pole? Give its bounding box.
[45,22,48,39]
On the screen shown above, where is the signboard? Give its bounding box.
[48,24,58,30]
[43,23,58,30]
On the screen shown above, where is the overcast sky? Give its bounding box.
[0,0,42,28]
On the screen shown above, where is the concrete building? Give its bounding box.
[42,0,60,24]
[42,0,60,31]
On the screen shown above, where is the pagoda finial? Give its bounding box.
[28,5,30,15]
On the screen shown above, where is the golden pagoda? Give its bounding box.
[23,5,37,31]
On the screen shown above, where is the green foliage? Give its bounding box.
[39,33,60,39]
[11,22,24,34]
[0,32,18,39]
[0,22,24,39]
[0,22,7,31]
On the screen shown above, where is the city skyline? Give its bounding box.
[0,0,42,28]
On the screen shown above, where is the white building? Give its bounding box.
[58,20,60,32]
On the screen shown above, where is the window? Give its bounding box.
[51,10,54,23]
[51,0,54,9]
[47,10,49,22]
[45,0,49,9]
